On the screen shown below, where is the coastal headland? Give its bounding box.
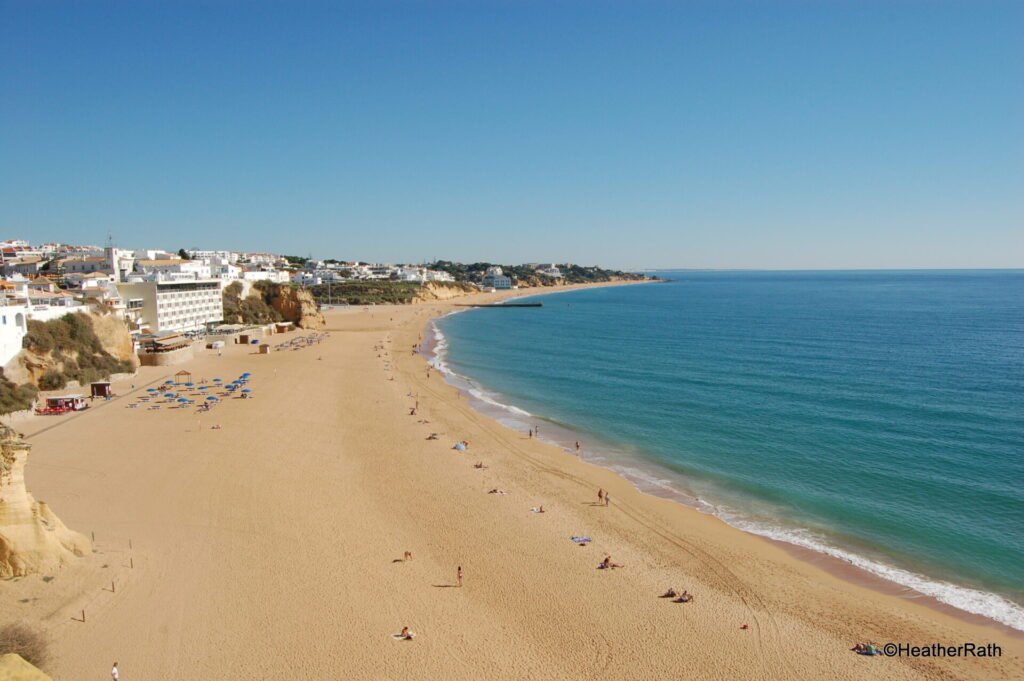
[1,281,1020,681]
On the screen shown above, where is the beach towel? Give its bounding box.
[570,536,591,544]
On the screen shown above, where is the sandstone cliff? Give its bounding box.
[0,424,90,578]
[5,311,137,390]
[268,286,325,329]
[409,281,479,303]
[0,654,53,681]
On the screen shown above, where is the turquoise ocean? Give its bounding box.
[429,270,1024,630]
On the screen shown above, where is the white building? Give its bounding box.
[244,253,282,266]
[536,264,563,278]
[291,271,322,286]
[241,268,290,284]
[186,249,240,263]
[135,259,211,280]
[115,279,224,334]
[482,266,512,290]
[0,305,28,366]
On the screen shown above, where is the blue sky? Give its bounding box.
[1,0,1021,269]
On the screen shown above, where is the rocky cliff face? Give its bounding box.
[0,425,90,578]
[87,310,137,365]
[0,654,53,681]
[409,281,480,303]
[4,310,138,388]
[268,286,325,329]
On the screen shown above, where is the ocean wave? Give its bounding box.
[608,460,1024,630]
[713,509,1024,631]
[466,388,533,417]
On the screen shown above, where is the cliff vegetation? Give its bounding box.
[18,314,136,392]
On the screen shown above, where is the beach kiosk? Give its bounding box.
[39,395,89,414]
[90,381,113,399]
[258,343,270,354]
[174,369,192,385]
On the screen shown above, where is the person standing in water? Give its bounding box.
[575,441,581,453]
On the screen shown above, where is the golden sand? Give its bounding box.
[2,285,1021,680]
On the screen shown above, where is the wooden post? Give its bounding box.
[82,609,86,622]
[129,538,132,550]
[130,557,134,569]
[111,581,115,593]
[91,531,95,542]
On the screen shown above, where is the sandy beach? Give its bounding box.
[2,283,1021,681]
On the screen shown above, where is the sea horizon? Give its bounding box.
[428,270,1024,631]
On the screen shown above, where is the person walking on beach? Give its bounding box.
[575,441,581,453]
[605,491,611,506]
[111,662,119,680]
[404,551,412,561]
[598,488,605,504]
[528,428,533,439]
[457,565,463,587]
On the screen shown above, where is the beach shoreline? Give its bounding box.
[421,284,1024,639]
[2,281,1020,680]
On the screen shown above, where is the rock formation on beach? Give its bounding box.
[4,311,137,390]
[0,654,53,681]
[409,281,480,303]
[0,425,90,578]
[267,285,325,329]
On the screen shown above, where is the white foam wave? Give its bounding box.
[711,508,1024,631]
[466,387,532,417]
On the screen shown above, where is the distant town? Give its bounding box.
[0,238,644,368]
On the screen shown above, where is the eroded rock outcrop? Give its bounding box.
[5,311,137,388]
[268,286,325,329]
[0,425,90,578]
[409,281,480,303]
[0,654,53,681]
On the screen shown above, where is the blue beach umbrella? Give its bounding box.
[177,398,189,403]
[146,388,156,392]
[185,382,194,386]
[213,378,222,382]
[241,389,251,393]
[241,372,251,377]
[164,380,173,384]
[198,385,208,390]
[206,396,217,401]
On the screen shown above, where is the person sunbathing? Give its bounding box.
[400,627,414,640]
[473,462,488,469]
[426,433,439,440]
[488,489,507,494]
[599,556,622,569]
[673,590,693,603]
[661,588,678,598]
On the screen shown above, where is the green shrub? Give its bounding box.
[222,281,284,324]
[38,371,66,391]
[22,314,133,389]
[0,371,38,414]
[0,622,50,669]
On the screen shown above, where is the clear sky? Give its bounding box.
[1,1,1021,269]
